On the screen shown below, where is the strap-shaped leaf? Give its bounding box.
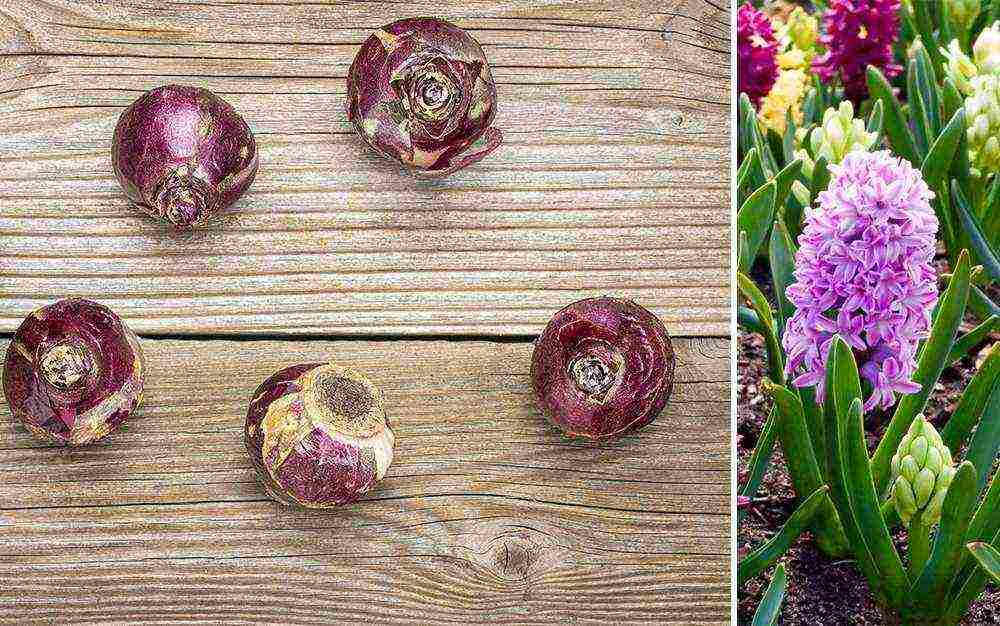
[867,66,920,165]
[740,407,778,511]
[872,251,972,492]
[772,159,803,217]
[911,461,978,616]
[809,155,831,201]
[942,78,964,128]
[768,215,797,339]
[947,316,999,366]
[832,343,910,603]
[907,63,930,157]
[867,99,884,136]
[822,339,900,607]
[950,462,1000,594]
[766,381,849,556]
[738,305,766,335]
[963,380,1000,491]
[941,342,1000,452]
[914,46,942,138]
[946,528,1000,623]
[912,2,945,69]
[967,542,1000,584]
[737,182,777,274]
[922,109,965,191]
[738,486,831,585]
[953,181,1000,283]
[738,272,785,384]
[751,563,787,626]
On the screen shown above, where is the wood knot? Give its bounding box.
[486,531,542,581]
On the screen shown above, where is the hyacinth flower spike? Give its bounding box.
[737,3,779,107]
[783,150,939,413]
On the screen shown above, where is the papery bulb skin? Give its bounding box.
[738,3,780,107]
[2,299,145,446]
[783,151,939,413]
[346,17,502,177]
[812,0,902,104]
[112,84,259,229]
[245,364,395,508]
[530,298,675,440]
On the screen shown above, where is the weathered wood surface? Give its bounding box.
[0,0,731,337]
[0,336,731,624]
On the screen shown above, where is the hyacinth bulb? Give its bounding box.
[737,3,779,107]
[813,0,902,104]
[890,416,955,525]
[530,298,675,440]
[346,17,502,177]
[112,84,259,229]
[783,151,938,412]
[245,364,395,508]
[2,299,145,445]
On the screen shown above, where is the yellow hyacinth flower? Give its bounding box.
[758,69,808,134]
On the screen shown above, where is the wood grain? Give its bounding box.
[0,336,731,624]
[0,0,731,337]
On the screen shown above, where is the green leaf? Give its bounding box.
[867,99,884,136]
[911,462,979,616]
[738,272,785,385]
[867,66,921,165]
[738,305,766,335]
[963,379,1000,491]
[953,181,1000,283]
[942,342,1000,453]
[942,78,964,126]
[738,486,831,585]
[821,340,902,607]
[914,46,942,137]
[912,2,946,69]
[809,155,831,201]
[765,381,849,557]
[740,408,778,506]
[773,159,803,215]
[769,215,798,339]
[907,62,930,157]
[751,563,787,626]
[967,542,1000,585]
[832,345,910,602]
[921,109,965,191]
[737,182,777,274]
[872,251,973,493]
[947,316,998,367]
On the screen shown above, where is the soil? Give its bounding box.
[737,259,1000,625]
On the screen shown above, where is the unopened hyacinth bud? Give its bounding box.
[783,151,939,412]
[965,75,1000,174]
[890,416,955,525]
[974,22,1000,73]
[950,0,981,34]
[794,101,877,177]
[943,39,979,95]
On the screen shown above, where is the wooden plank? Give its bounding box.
[0,335,730,624]
[0,0,731,337]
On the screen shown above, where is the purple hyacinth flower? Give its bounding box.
[738,3,779,107]
[783,151,938,412]
[812,0,903,104]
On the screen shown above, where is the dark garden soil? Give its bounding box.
[737,260,1000,625]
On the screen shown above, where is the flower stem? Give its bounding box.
[908,513,932,580]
